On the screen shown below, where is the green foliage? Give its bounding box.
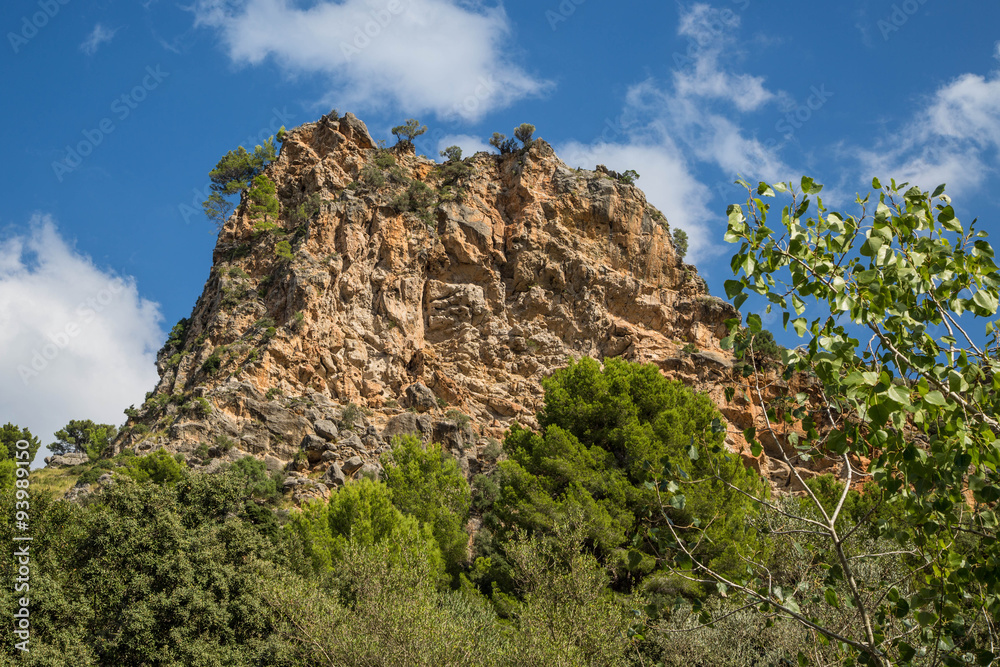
[0,422,40,464]
[287,478,445,581]
[514,123,535,146]
[617,169,640,185]
[288,192,322,226]
[671,227,688,260]
[382,435,471,574]
[227,456,278,502]
[203,138,276,230]
[201,350,223,375]
[477,357,765,595]
[341,402,362,431]
[440,145,462,162]
[0,468,287,665]
[489,132,517,154]
[706,176,1000,664]
[374,150,397,169]
[165,317,188,350]
[120,448,185,485]
[49,420,117,459]
[360,163,386,188]
[275,125,286,142]
[391,180,435,214]
[274,240,294,261]
[248,173,280,223]
[391,118,427,147]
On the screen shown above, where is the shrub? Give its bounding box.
[360,164,386,188]
[391,118,427,148]
[616,169,639,185]
[274,240,294,261]
[672,227,689,260]
[248,173,280,223]
[444,408,471,429]
[341,403,362,431]
[489,132,518,155]
[477,357,766,592]
[382,435,472,575]
[202,351,223,375]
[120,449,185,485]
[286,477,445,580]
[514,123,535,146]
[49,420,118,459]
[374,151,397,169]
[439,145,462,162]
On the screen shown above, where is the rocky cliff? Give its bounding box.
[113,112,826,501]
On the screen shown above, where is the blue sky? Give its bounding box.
[2,0,999,452]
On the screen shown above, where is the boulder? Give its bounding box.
[323,462,346,488]
[46,453,90,467]
[314,419,339,441]
[342,456,364,476]
[404,383,437,413]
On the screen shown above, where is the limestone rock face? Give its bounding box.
[114,111,816,490]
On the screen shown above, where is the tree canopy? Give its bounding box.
[651,177,1000,666]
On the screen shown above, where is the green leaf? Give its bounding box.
[757,182,775,197]
[872,177,882,190]
[627,550,643,569]
[792,318,808,337]
[724,280,744,299]
[932,183,946,197]
[746,313,762,334]
[824,587,840,608]
[916,610,939,626]
[923,390,947,406]
[973,290,999,315]
[801,176,823,194]
[887,384,911,404]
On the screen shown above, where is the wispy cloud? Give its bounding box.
[80,23,117,55]
[553,3,795,263]
[858,70,1000,195]
[192,0,550,122]
[0,217,162,457]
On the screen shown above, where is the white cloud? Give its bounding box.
[80,23,117,55]
[673,3,774,112]
[558,139,719,265]
[436,133,491,160]
[0,218,163,462]
[193,0,549,122]
[858,71,1000,195]
[551,4,800,265]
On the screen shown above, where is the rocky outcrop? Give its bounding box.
[113,111,826,494]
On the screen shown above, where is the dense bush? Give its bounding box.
[476,357,766,594]
[382,435,471,575]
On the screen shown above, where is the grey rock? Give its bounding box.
[320,450,338,462]
[315,419,339,441]
[46,453,90,467]
[358,462,382,481]
[342,456,364,475]
[264,455,286,473]
[382,412,433,441]
[338,431,364,452]
[404,383,437,413]
[692,351,734,370]
[302,434,330,463]
[323,462,346,488]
